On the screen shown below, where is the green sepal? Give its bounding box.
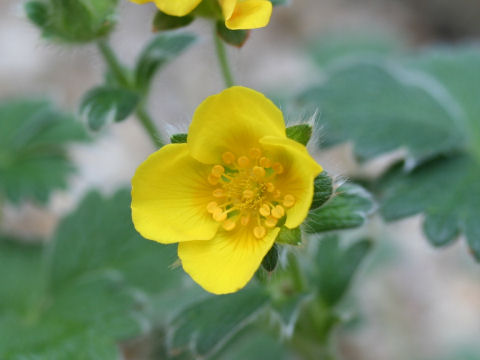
[276,227,302,245]
[310,172,333,210]
[170,133,188,144]
[286,124,312,145]
[270,0,289,6]
[153,10,195,31]
[216,21,250,48]
[261,244,278,272]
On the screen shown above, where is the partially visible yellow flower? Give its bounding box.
[219,0,272,30]
[129,0,202,17]
[129,0,273,30]
[131,86,322,295]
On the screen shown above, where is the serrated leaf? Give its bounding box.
[304,183,374,234]
[0,99,87,204]
[286,124,312,145]
[311,171,333,210]
[276,226,302,245]
[153,10,194,31]
[311,236,372,305]
[170,133,188,144]
[135,33,196,92]
[261,244,278,272]
[80,86,139,131]
[380,155,480,260]
[298,62,464,162]
[167,287,270,359]
[216,21,249,48]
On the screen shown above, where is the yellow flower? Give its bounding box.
[130,0,273,30]
[131,86,322,294]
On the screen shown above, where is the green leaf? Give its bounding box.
[261,244,278,272]
[216,21,249,48]
[311,236,372,305]
[0,99,86,204]
[269,0,289,6]
[80,86,139,131]
[304,183,375,234]
[153,10,194,31]
[167,287,270,359]
[170,133,188,144]
[276,226,302,245]
[286,124,312,145]
[25,1,49,27]
[298,62,464,162]
[310,171,333,210]
[135,33,197,92]
[271,293,312,336]
[380,155,480,260]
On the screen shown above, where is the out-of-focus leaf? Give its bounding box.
[310,172,333,210]
[0,99,86,204]
[167,287,270,359]
[269,0,289,6]
[216,21,249,47]
[80,86,139,131]
[25,1,49,27]
[380,155,480,260]
[170,133,188,144]
[276,227,302,245]
[271,293,312,337]
[298,62,464,163]
[153,10,194,31]
[286,124,312,145]
[135,33,197,92]
[311,236,372,305]
[304,183,374,233]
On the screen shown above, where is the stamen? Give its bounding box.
[222,152,236,164]
[273,189,282,199]
[253,225,266,239]
[213,189,225,198]
[264,217,277,228]
[283,194,296,208]
[207,201,218,213]
[222,219,236,231]
[240,214,250,226]
[266,182,275,192]
[259,204,271,217]
[237,156,250,168]
[259,157,271,168]
[213,209,227,222]
[211,165,225,177]
[271,205,285,219]
[252,166,266,179]
[272,162,284,174]
[243,189,254,199]
[208,174,220,185]
[249,147,262,159]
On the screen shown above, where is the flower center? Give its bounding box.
[206,147,296,239]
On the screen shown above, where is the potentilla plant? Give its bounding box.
[1,0,478,359]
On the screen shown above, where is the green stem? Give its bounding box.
[213,29,235,88]
[97,39,164,148]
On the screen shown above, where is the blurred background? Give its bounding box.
[1,0,480,359]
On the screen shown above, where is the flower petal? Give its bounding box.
[260,136,323,229]
[131,143,219,243]
[178,227,280,294]
[225,0,273,30]
[188,86,285,164]
[153,0,202,16]
[219,0,237,19]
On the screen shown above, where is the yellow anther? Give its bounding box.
[237,156,250,168]
[259,204,271,217]
[252,166,266,179]
[211,165,225,177]
[283,194,296,208]
[271,205,285,219]
[213,188,225,198]
[222,219,236,231]
[264,217,278,228]
[272,162,284,174]
[208,174,220,185]
[213,209,227,222]
[259,157,271,168]
[253,225,267,239]
[207,201,218,213]
[266,182,275,192]
[273,189,282,199]
[240,215,250,226]
[249,147,262,159]
[243,189,254,199]
[222,152,236,164]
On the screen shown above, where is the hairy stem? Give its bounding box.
[213,29,235,88]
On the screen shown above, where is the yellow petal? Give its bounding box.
[130,0,152,3]
[260,136,323,229]
[219,0,237,19]
[178,226,280,294]
[131,143,219,243]
[225,0,273,30]
[188,86,285,164]
[153,0,202,16]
